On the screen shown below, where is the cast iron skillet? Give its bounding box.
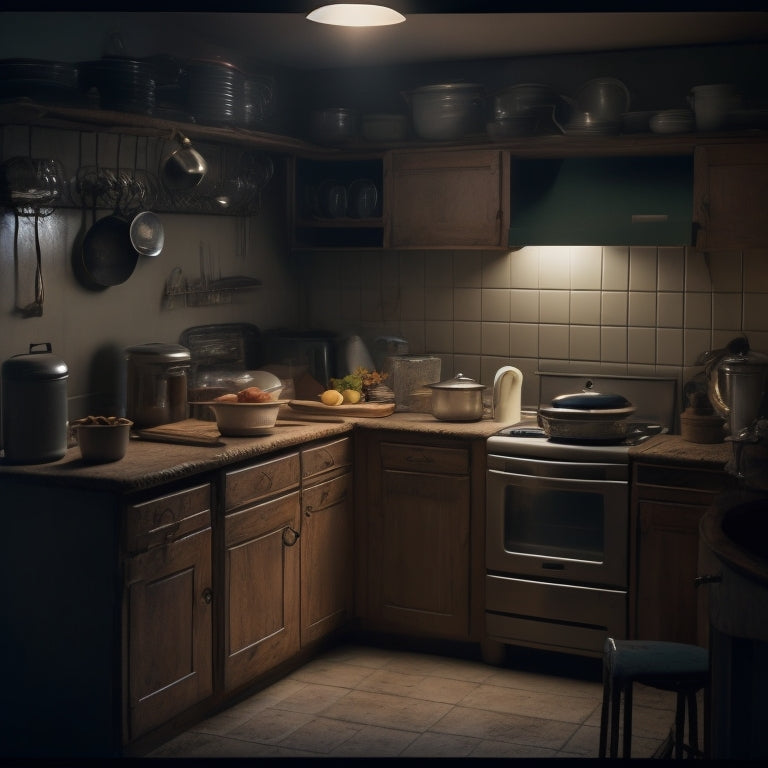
[78,211,138,289]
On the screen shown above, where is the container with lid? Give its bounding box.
[125,343,191,428]
[428,372,486,422]
[2,342,69,463]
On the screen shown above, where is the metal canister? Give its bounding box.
[1,343,69,464]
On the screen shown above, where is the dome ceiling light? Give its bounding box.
[306,4,406,27]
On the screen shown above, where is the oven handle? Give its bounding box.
[487,454,628,482]
[487,467,627,491]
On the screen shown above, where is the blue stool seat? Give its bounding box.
[599,637,709,759]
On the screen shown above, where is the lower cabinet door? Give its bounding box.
[223,490,301,691]
[369,467,471,639]
[301,472,354,646]
[125,527,213,741]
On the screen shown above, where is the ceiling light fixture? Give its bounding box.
[306,4,406,27]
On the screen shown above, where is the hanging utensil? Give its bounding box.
[78,135,138,289]
[161,130,207,191]
[128,138,165,257]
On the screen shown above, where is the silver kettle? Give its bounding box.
[702,337,768,436]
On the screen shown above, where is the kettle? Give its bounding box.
[702,337,768,437]
[493,366,523,423]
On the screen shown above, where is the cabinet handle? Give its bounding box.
[305,489,347,516]
[694,573,722,587]
[407,453,433,464]
[201,588,213,604]
[165,521,181,543]
[282,526,300,547]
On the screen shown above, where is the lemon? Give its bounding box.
[342,389,362,404]
[320,389,344,406]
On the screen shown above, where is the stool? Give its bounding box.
[598,637,709,759]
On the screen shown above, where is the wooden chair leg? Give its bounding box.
[674,692,686,759]
[687,690,699,758]
[610,683,622,758]
[599,677,610,758]
[622,683,633,758]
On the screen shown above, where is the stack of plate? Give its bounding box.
[649,109,695,134]
[560,111,620,136]
[0,59,80,104]
[78,58,156,115]
[184,59,245,126]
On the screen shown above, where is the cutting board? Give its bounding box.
[287,399,395,418]
[135,419,224,446]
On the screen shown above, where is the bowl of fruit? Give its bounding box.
[200,386,286,436]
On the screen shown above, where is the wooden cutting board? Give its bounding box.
[135,419,224,446]
[287,400,395,418]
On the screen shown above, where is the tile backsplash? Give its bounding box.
[302,245,768,407]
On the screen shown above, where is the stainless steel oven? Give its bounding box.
[485,373,677,658]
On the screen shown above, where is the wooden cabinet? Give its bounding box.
[694,142,768,251]
[630,461,732,645]
[388,148,509,248]
[358,432,485,641]
[123,483,214,741]
[300,437,354,646]
[222,452,301,691]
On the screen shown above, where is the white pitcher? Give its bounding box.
[493,366,523,423]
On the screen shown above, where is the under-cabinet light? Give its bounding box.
[307,4,406,27]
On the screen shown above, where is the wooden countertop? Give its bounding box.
[629,434,732,467]
[0,411,509,494]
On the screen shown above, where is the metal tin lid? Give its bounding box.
[428,373,485,391]
[1,342,68,381]
[126,342,191,363]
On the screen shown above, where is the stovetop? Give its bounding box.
[488,373,678,463]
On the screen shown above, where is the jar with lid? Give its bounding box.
[125,343,191,428]
[2,343,69,463]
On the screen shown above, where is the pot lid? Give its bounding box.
[551,389,631,410]
[429,373,485,391]
[2,343,68,381]
[126,342,191,363]
[539,405,636,421]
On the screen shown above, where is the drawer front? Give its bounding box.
[302,437,352,483]
[225,490,301,548]
[225,452,300,511]
[125,483,211,553]
[302,471,351,517]
[380,442,469,475]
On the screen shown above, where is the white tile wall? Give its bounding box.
[306,244,768,407]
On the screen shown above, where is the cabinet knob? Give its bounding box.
[282,526,300,547]
[201,588,213,604]
[694,573,722,587]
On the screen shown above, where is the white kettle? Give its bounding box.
[493,366,523,423]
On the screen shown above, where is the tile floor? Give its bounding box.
[148,640,687,758]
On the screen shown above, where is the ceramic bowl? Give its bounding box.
[201,400,285,436]
[74,418,133,463]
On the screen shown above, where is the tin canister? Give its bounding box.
[2,343,69,463]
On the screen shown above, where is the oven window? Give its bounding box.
[503,485,604,562]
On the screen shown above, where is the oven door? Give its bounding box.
[486,454,629,589]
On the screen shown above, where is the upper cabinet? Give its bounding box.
[508,155,694,247]
[694,143,768,251]
[387,149,510,249]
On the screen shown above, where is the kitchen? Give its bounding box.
[1,4,768,759]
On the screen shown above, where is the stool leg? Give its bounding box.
[610,682,622,758]
[622,683,633,759]
[599,677,610,757]
[675,692,685,759]
[687,690,699,758]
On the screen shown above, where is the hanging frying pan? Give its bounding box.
[76,134,138,290]
[81,212,138,287]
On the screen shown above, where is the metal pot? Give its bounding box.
[538,412,631,442]
[404,83,485,141]
[429,373,485,421]
[2,343,69,463]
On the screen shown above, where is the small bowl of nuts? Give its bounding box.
[72,416,133,463]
